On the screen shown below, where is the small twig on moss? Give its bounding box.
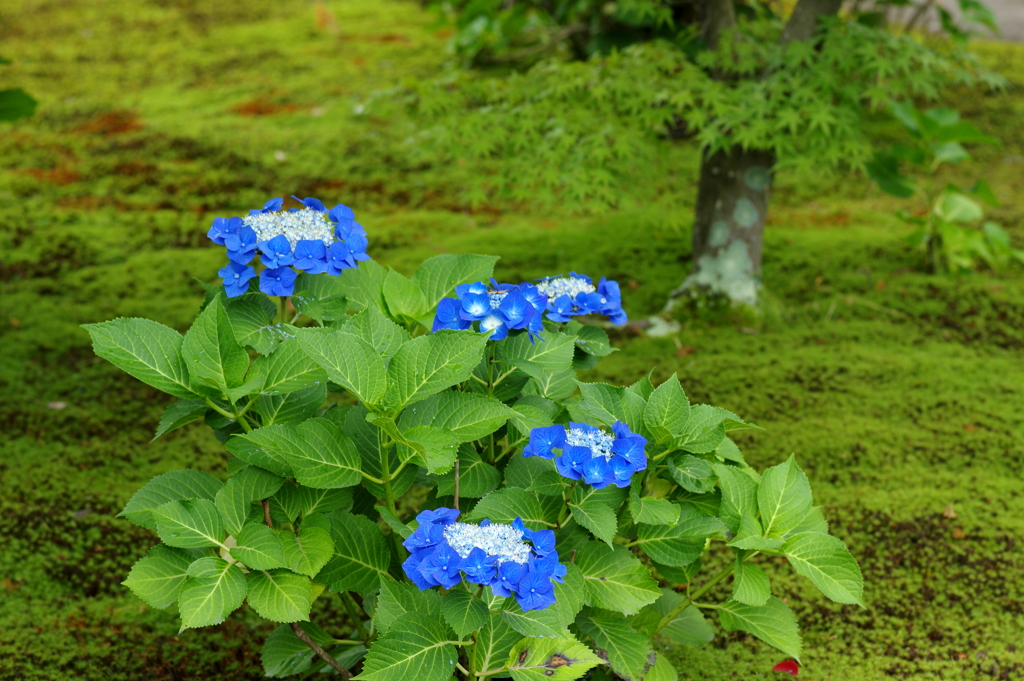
[290,623,352,679]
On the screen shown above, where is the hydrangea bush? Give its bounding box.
[85,198,863,681]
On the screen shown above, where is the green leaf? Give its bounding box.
[467,488,560,530]
[503,453,565,497]
[436,447,501,498]
[508,399,555,441]
[757,456,812,539]
[635,506,725,566]
[248,337,327,396]
[505,636,600,681]
[271,483,353,523]
[397,424,460,474]
[629,493,680,526]
[969,179,1000,207]
[153,498,227,549]
[496,330,577,387]
[442,589,488,639]
[297,329,388,406]
[789,506,829,536]
[472,611,521,678]
[232,523,287,570]
[83,318,194,398]
[339,307,411,367]
[182,296,250,396]
[668,455,717,494]
[383,268,429,320]
[644,375,690,442]
[651,559,702,586]
[575,542,660,615]
[178,557,247,630]
[729,513,784,551]
[262,621,336,678]
[377,505,416,539]
[570,485,618,546]
[216,466,285,535]
[376,579,443,633]
[566,321,615,357]
[229,419,362,489]
[936,192,984,223]
[576,609,653,680]
[783,533,864,606]
[321,512,391,594]
[122,544,195,609]
[246,569,313,623]
[224,294,279,354]
[253,383,326,426]
[645,654,679,681]
[865,153,916,198]
[332,259,388,313]
[355,612,457,681]
[120,469,222,530]
[575,381,626,427]
[385,331,488,410]
[711,463,758,534]
[717,597,801,662]
[732,559,771,607]
[0,88,37,121]
[500,598,569,638]
[652,591,714,647]
[279,526,334,578]
[412,254,499,311]
[152,399,208,441]
[399,391,518,443]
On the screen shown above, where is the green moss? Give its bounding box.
[2,1,1024,678]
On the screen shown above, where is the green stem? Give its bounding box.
[279,296,289,325]
[556,481,576,528]
[204,399,252,433]
[342,592,370,641]
[654,561,734,634]
[468,635,477,680]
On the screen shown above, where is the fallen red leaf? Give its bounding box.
[773,660,800,676]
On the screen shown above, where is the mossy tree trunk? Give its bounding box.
[671,0,843,307]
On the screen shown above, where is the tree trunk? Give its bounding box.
[668,0,843,308]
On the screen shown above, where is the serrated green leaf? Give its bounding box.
[253,383,326,426]
[503,454,566,497]
[651,558,702,586]
[442,589,488,639]
[577,609,653,680]
[120,469,222,530]
[757,456,812,538]
[717,597,801,662]
[248,337,327,396]
[385,331,488,410]
[271,483,353,523]
[399,391,518,443]
[668,455,717,494]
[377,505,415,539]
[153,498,226,549]
[216,466,285,535]
[183,296,250,396]
[412,254,499,311]
[628,493,680,526]
[508,402,555,442]
[575,542,660,615]
[575,381,626,427]
[570,485,618,546]
[566,322,614,357]
[280,526,334,578]
[247,569,312,623]
[261,621,335,678]
[505,635,600,681]
[83,318,194,398]
[331,259,388,313]
[729,513,784,551]
[224,294,279,354]
[321,512,391,594]
[398,424,460,474]
[436,447,501,498]
[644,375,690,442]
[467,488,560,530]
[788,506,829,536]
[472,611,521,677]
[232,523,287,569]
[711,463,758,534]
[635,506,725,566]
[178,557,247,630]
[644,654,679,681]
[652,590,714,647]
[297,328,388,405]
[500,599,569,638]
[732,559,771,606]
[383,268,429,320]
[715,437,746,464]
[122,544,195,609]
[152,399,208,441]
[339,307,411,367]
[376,579,444,633]
[783,533,864,605]
[496,330,576,386]
[229,419,362,489]
[355,612,456,681]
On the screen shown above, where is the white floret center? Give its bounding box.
[566,427,615,460]
[443,522,532,565]
[243,207,335,248]
[535,276,596,302]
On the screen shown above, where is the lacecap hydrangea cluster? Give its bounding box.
[432,273,627,340]
[525,421,648,489]
[208,197,370,298]
[402,508,566,611]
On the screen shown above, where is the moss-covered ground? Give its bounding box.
[2,1,1023,679]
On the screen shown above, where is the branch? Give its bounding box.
[702,0,738,50]
[781,0,844,44]
[291,622,352,680]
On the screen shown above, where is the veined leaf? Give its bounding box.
[355,612,457,681]
[467,488,560,530]
[232,523,287,570]
[652,590,714,647]
[398,391,518,443]
[178,557,247,630]
[629,492,680,526]
[504,635,600,681]
[376,579,443,633]
[339,307,411,367]
[253,383,326,426]
[215,465,285,536]
[182,296,250,396]
[711,463,758,534]
[732,559,771,606]
[246,569,312,623]
[228,419,362,489]
[224,294,279,354]
[442,589,488,639]
[783,533,864,606]
[280,525,334,578]
[84,318,194,398]
[570,485,618,545]
[644,375,690,442]
[436,446,501,499]
[321,512,391,594]
[575,542,660,615]
[385,331,488,410]
[576,609,653,680]
[261,621,335,678]
[412,254,499,310]
[717,597,802,662]
[757,456,812,538]
[152,399,208,441]
[472,611,521,677]
[153,498,226,549]
[248,337,326,396]
[120,469,222,530]
[729,513,784,551]
[122,544,195,609]
[296,329,388,406]
[668,455,717,494]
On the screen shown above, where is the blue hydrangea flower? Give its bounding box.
[401,508,565,611]
[534,272,627,325]
[208,196,370,298]
[432,280,546,341]
[524,421,647,489]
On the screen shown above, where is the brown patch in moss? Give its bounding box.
[72,110,143,136]
[230,99,299,116]
[25,165,81,185]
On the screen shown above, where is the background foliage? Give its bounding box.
[1,0,1024,679]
